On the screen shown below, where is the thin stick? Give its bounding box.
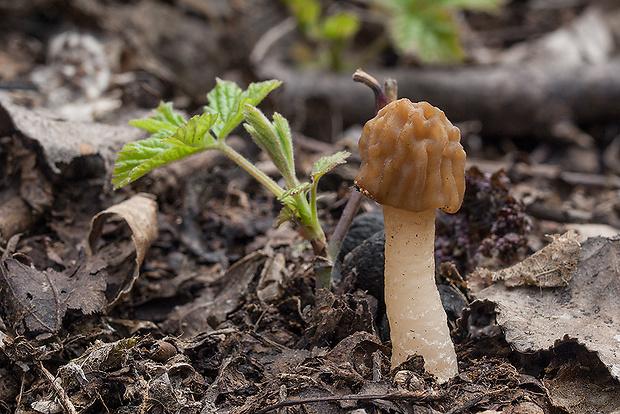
[255,389,441,414]
[37,361,78,414]
[352,69,391,112]
[326,188,364,263]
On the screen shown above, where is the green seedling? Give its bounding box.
[284,0,503,65]
[374,0,504,63]
[283,0,361,71]
[113,78,349,289]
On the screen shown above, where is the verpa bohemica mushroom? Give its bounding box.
[355,98,466,383]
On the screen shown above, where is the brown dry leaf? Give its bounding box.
[88,193,158,311]
[0,252,107,338]
[161,250,269,337]
[470,230,580,291]
[256,252,287,303]
[0,99,144,173]
[543,346,620,414]
[0,197,37,241]
[0,139,54,240]
[474,235,620,381]
[298,289,377,349]
[56,337,205,413]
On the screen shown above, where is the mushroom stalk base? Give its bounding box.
[382,205,458,383]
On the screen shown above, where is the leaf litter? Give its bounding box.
[1,62,620,414]
[473,233,620,384]
[2,118,619,412]
[0,249,108,338]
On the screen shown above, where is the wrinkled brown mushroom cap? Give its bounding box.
[355,98,466,214]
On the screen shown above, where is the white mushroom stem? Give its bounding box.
[382,205,458,383]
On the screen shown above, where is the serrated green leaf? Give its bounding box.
[225,80,281,138]
[278,182,311,201]
[204,78,243,137]
[244,80,282,106]
[130,102,186,133]
[390,8,463,62]
[129,118,173,135]
[205,78,281,139]
[113,113,220,189]
[165,112,218,147]
[113,138,196,189]
[311,151,350,182]
[157,102,186,125]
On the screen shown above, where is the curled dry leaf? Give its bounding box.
[468,230,580,292]
[88,193,158,311]
[474,234,620,381]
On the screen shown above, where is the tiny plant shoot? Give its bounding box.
[113,79,350,288]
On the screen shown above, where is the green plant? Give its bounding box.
[373,0,503,63]
[283,0,361,71]
[113,79,349,289]
[282,0,503,66]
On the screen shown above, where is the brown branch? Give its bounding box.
[254,389,443,414]
[36,361,78,414]
[257,59,620,143]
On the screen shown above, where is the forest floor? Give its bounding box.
[1,0,620,413]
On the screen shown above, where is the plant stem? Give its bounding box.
[218,143,286,198]
[384,78,398,103]
[310,183,319,230]
[326,188,363,263]
[220,142,328,262]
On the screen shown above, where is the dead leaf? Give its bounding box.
[474,235,620,381]
[0,253,107,338]
[0,99,144,174]
[0,138,54,241]
[57,337,205,413]
[0,197,37,241]
[161,250,269,337]
[257,252,287,303]
[470,230,580,291]
[88,193,158,311]
[298,289,377,349]
[325,331,389,380]
[542,344,620,414]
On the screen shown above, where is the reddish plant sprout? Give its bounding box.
[435,167,532,274]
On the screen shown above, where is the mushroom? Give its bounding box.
[354,98,466,383]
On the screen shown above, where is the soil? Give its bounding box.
[1,1,620,413]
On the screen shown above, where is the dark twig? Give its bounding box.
[255,389,443,414]
[352,69,390,112]
[443,388,507,414]
[36,361,78,414]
